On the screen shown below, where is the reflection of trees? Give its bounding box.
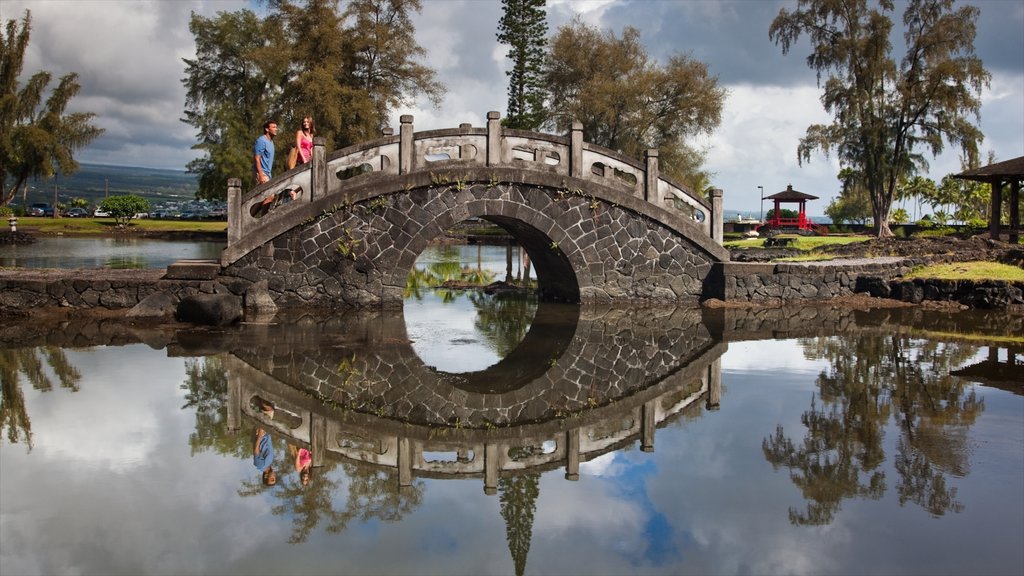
[0,347,82,451]
[181,357,249,458]
[469,292,538,357]
[405,246,496,301]
[499,463,539,576]
[238,459,424,544]
[764,335,982,525]
[183,357,426,544]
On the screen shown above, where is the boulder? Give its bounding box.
[244,280,278,315]
[126,292,178,318]
[176,293,243,326]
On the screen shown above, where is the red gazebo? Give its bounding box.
[757,184,828,236]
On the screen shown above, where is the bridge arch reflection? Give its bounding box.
[221,305,724,491]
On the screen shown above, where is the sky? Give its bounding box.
[4,0,1023,214]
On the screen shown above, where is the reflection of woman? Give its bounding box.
[295,116,315,165]
[289,444,313,485]
[253,426,276,486]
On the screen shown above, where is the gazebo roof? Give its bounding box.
[766,184,818,201]
[953,155,1024,182]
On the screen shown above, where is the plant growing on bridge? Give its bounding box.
[100,195,150,228]
[336,226,362,260]
[770,0,990,238]
[0,10,104,208]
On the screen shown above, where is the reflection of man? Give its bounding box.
[253,426,276,486]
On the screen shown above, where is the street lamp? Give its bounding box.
[758,185,764,222]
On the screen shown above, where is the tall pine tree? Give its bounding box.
[496,0,548,130]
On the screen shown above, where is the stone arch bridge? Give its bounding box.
[221,111,728,306]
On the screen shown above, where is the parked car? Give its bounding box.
[65,207,88,218]
[93,208,111,217]
[27,202,53,217]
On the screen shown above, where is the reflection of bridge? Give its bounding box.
[219,305,724,492]
[220,112,729,306]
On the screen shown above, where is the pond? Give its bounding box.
[1,292,1021,575]
[0,236,226,269]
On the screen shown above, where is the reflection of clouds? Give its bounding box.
[27,346,189,472]
[722,339,832,373]
[3,337,1022,574]
[580,452,622,477]
[406,294,501,372]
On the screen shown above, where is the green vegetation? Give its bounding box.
[771,0,989,237]
[11,216,226,235]
[101,194,150,227]
[725,235,871,251]
[497,0,548,130]
[1,10,104,207]
[903,262,1024,282]
[544,19,725,192]
[183,0,443,199]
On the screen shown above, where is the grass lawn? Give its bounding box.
[903,261,1024,282]
[724,235,872,251]
[11,216,226,235]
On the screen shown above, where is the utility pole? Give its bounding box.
[758,186,764,222]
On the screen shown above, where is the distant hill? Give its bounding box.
[16,163,198,208]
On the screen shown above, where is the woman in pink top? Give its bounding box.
[295,116,315,165]
[290,443,313,485]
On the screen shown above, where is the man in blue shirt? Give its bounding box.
[253,425,276,486]
[253,120,278,185]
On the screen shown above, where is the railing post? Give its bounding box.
[990,177,1003,240]
[227,177,242,246]
[710,188,724,244]
[644,149,660,205]
[484,443,498,495]
[399,115,414,174]
[570,121,583,179]
[226,373,241,431]
[486,111,501,166]
[641,400,656,452]
[312,137,326,202]
[706,356,722,410]
[398,436,412,487]
[565,428,580,481]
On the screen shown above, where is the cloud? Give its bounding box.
[5,0,1021,214]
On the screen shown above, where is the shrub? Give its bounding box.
[101,195,151,227]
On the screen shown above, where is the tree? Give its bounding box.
[770,0,990,238]
[544,19,726,192]
[182,9,286,200]
[497,0,548,130]
[100,194,150,228]
[826,167,873,224]
[182,0,443,199]
[0,10,104,207]
[340,0,444,145]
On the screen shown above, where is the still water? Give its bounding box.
[1,243,1022,575]
[0,236,225,269]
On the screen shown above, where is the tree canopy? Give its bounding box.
[0,10,104,207]
[182,0,444,199]
[770,0,990,237]
[497,0,548,130]
[543,19,726,194]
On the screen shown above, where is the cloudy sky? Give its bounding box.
[5,0,1023,213]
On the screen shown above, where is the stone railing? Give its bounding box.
[226,111,722,258]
